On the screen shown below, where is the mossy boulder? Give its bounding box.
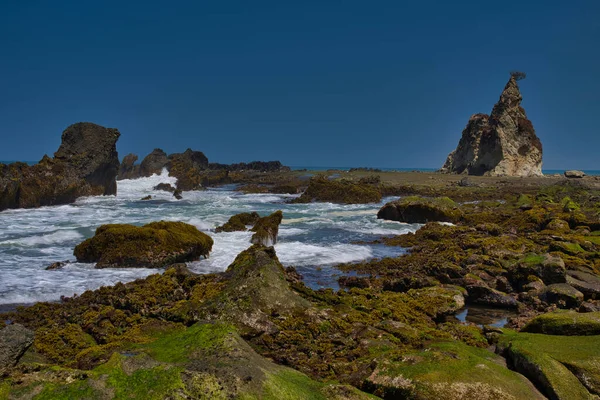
[497,330,600,399]
[74,221,213,268]
[543,283,584,309]
[215,212,260,233]
[292,175,382,204]
[377,196,462,224]
[2,322,375,400]
[200,245,310,336]
[509,253,566,289]
[364,340,545,399]
[522,311,600,336]
[251,211,283,246]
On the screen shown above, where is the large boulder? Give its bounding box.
[167,149,210,191]
[377,196,462,224]
[0,122,120,211]
[139,148,169,177]
[522,311,600,335]
[292,175,382,204]
[441,76,543,177]
[0,324,35,372]
[74,221,213,268]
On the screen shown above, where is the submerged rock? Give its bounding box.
[0,122,120,211]
[153,182,176,193]
[377,196,462,224]
[74,221,213,268]
[251,211,283,246]
[441,75,543,177]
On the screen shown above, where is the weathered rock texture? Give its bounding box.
[0,324,35,372]
[0,122,120,211]
[117,153,139,179]
[441,76,543,176]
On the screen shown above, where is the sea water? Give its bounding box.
[0,169,417,305]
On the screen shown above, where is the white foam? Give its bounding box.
[0,230,83,247]
[275,241,373,266]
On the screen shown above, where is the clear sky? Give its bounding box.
[1,1,599,169]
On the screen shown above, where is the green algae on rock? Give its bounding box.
[522,311,600,336]
[215,212,260,233]
[497,329,600,399]
[292,175,382,204]
[74,221,213,268]
[377,196,462,224]
[251,211,284,246]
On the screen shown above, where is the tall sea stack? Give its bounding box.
[0,122,120,211]
[441,75,543,176]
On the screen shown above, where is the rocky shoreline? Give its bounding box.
[1,170,600,399]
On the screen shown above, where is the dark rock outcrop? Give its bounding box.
[153,183,176,193]
[139,148,169,177]
[251,211,283,246]
[441,76,543,176]
[377,196,462,224]
[292,175,382,204]
[0,122,120,211]
[167,149,210,191]
[74,221,213,268]
[215,212,261,233]
[117,153,139,180]
[209,160,290,172]
[0,324,35,372]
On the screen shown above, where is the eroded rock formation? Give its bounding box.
[0,122,120,211]
[441,76,543,176]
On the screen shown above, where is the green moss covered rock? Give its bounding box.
[377,196,462,224]
[522,311,600,336]
[251,211,283,246]
[292,176,382,204]
[74,221,213,268]
[497,329,600,399]
[215,212,260,233]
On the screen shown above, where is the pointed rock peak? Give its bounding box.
[441,73,542,177]
[491,76,523,119]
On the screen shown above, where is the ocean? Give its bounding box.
[0,170,412,305]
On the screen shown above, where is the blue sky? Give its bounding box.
[1,0,599,169]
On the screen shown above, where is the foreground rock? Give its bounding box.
[0,324,34,372]
[497,329,600,399]
[441,74,543,176]
[522,311,600,335]
[377,196,462,223]
[74,221,213,268]
[0,122,120,211]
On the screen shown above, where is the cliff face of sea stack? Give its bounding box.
[0,122,120,211]
[441,76,543,176]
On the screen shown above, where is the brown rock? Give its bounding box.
[441,76,542,177]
